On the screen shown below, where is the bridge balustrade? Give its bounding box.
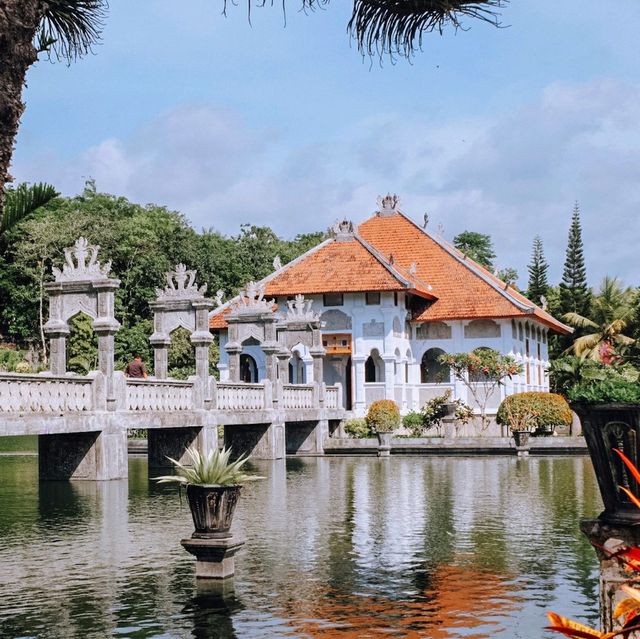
[281,384,315,410]
[126,379,194,411]
[0,373,93,413]
[216,382,267,411]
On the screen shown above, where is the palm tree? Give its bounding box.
[1,182,58,235]
[0,1,106,215]
[0,1,505,213]
[563,277,636,362]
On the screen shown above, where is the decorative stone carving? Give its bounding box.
[409,262,417,275]
[214,290,225,308]
[416,321,452,340]
[377,193,400,216]
[273,255,282,271]
[286,294,319,322]
[333,219,355,242]
[464,319,501,339]
[363,319,385,338]
[156,264,207,301]
[320,309,352,331]
[540,295,548,311]
[233,281,274,314]
[52,237,112,282]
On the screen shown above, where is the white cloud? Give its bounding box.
[13,79,640,286]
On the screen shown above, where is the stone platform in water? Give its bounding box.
[180,535,245,579]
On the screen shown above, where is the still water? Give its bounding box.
[0,455,601,639]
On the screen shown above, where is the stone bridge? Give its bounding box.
[0,238,345,480]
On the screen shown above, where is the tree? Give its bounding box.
[526,235,549,305]
[453,231,496,269]
[563,276,636,362]
[558,202,590,317]
[0,2,505,210]
[1,182,58,235]
[438,348,522,430]
[496,267,518,287]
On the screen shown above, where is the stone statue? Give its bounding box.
[52,237,112,282]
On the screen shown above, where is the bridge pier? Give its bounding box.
[285,419,328,455]
[148,425,218,469]
[224,419,286,460]
[38,423,128,481]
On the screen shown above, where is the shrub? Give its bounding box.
[568,378,640,404]
[497,392,572,433]
[365,400,401,432]
[0,347,25,372]
[422,390,453,429]
[402,411,424,435]
[14,361,31,373]
[344,418,373,438]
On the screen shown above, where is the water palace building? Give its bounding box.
[209,195,570,417]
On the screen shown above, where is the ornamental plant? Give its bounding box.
[568,379,640,405]
[344,418,373,439]
[365,400,401,433]
[155,447,262,486]
[497,392,572,434]
[546,449,640,638]
[439,349,522,430]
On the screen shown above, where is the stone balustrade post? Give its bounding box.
[209,376,218,410]
[319,382,326,408]
[263,379,273,409]
[336,382,343,410]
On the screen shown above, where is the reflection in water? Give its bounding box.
[0,455,600,638]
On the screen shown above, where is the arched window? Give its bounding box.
[365,349,384,383]
[288,352,306,384]
[420,348,449,383]
[240,354,258,383]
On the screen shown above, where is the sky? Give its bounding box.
[12,0,640,289]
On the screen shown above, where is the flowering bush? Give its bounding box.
[365,400,401,432]
[344,418,373,438]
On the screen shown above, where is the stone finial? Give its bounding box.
[156,264,207,300]
[377,193,400,216]
[273,255,282,271]
[333,219,354,242]
[540,295,548,311]
[286,294,319,322]
[52,237,112,282]
[409,262,417,275]
[214,290,225,307]
[232,281,274,314]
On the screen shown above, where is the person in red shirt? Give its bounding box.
[125,354,148,379]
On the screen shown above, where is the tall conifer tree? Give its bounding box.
[559,202,590,317]
[526,236,549,305]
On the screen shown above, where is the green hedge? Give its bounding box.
[497,392,572,431]
[568,379,640,404]
[365,400,401,432]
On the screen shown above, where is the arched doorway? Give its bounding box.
[365,349,384,383]
[420,348,449,383]
[288,351,306,384]
[240,353,258,383]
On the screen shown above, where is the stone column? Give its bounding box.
[310,347,325,385]
[352,355,366,415]
[382,355,396,401]
[580,519,640,634]
[192,299,214,391]
[148,425,218,469]
[47,328,70,375]
[276,348,290,383]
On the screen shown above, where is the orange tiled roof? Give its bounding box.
[210,210,570,334]
[358,212,570,334]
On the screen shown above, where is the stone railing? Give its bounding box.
[281,384,315,410]
[325,384,341,410]
[0,373,93,413]
[216,382,267,411]
[126,379,194,411]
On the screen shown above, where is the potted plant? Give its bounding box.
[365,400,401,456]
[498,397,538,454]
[569,378,640,525]
[156,447,262,538]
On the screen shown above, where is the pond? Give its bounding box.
[0,454,601,638]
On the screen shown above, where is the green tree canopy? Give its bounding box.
[526,235,549,305]
[453,230,496,270]
[559,202,590,317]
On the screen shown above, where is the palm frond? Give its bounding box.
[1,182,58,234]
[348,0,507,58]
[37,0,108,62]
[562,312,599,331]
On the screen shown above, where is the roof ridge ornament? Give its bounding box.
[377,193,400,216]
[52,237,112,282]
[232,280,274,314]
[156,264,207,300]
[333,219,355,242]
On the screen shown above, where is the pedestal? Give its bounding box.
[581,518,640,633]
[376,431,392,457]
[181,536,245,579]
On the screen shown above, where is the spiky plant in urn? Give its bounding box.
[569,379,640,525]
[156,448,263,538]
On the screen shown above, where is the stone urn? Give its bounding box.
[186,484,243,539]
[511,429,532,456]
[375,430,393,457]
[572,403,640,525]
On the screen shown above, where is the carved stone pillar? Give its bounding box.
[276,348,290,382]
[352,355,367,414]
[48,329,70,375]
